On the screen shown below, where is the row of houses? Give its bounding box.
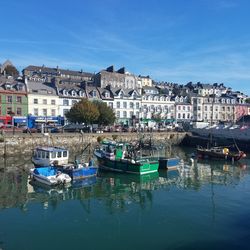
[0,61,249,128]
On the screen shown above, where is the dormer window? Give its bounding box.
[221,98,225,103]
[119,91,124,99]
[63,89,68,96]
[16,84,23,91]
[71,90,76,97]
[5,84,11,90]
[105,92,110,98]
[79,91,83,97]
[92,90,97,97]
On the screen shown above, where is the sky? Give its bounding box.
[0,0,250,95]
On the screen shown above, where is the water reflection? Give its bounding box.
[0,155,249,212]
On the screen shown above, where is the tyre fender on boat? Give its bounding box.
[223,148,229,155]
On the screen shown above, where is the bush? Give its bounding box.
[112,134,118,141]
[97,135,105,143]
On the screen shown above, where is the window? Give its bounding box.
[204,106,207,111]
[105,92,109,98]
[178,106,181,110]
[109,102,113,108]
[130,102,134,108]
[7,96,12,103]
[51,99,56,105]
[123,111,127,118]
[51,109,56,116]
[136,102,139,109]
[92,90,97,97]
[63,151,67,157]
[7,107,12,114]
[123,102,127,108]
[178,113,181,119]
[43,109,47,116]
[43,99,47,105]
[16,96,22,103]
[116,111,120,118]
[130,111,133,118]
[34,98,38,104]
[182,113,185,119]
[116,102,120,108]
[34,108,39,116]
[16,107,22,115]
[183,106,186,111]
[57,151,62,158]
[63,99,69,106]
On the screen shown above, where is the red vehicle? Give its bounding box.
[0,124,24,133]
[0,115,12,126]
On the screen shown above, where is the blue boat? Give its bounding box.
[158,157,180,170]
[30,166,72,186]
[59,160,98,181]
[32,146,98,181]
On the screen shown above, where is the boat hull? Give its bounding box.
[30,167,72,186]
[94,151,159,175]
[197,148,245,161]
[62,166,98,180]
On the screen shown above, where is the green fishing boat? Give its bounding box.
[94,140,159,175]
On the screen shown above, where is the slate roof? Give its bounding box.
[24,65,93,78]
[26,80,57,95]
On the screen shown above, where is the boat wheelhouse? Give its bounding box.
[32,146,69,167]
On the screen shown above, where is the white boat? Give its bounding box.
[32,146,69,166]
[30,166,72,186]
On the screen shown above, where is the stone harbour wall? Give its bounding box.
[0,132,188,158]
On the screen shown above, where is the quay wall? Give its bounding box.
[0,132,188,157]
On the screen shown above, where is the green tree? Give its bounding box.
[245,98,250,104]
[4,65,19,77]
[152,113,162,123]
[65,98,99,125]
[93,100,116,126]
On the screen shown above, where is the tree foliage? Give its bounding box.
[245,98,250,104]
[93,100,116,126]
[152,113,162,123]
[4,65,19,77]
[65,98,99,125]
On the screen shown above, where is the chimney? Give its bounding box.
[117,67,125,74]
[106,65,114,72]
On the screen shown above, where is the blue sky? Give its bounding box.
[1,0,250,95]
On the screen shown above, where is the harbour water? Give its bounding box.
[0,146,250,250]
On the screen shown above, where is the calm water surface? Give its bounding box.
[0,147,250,250]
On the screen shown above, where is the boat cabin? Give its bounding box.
[32,146,69,166]
[99,140,133,160]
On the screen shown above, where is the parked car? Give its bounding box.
[63,124,87,133]
[23,127,38,133]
